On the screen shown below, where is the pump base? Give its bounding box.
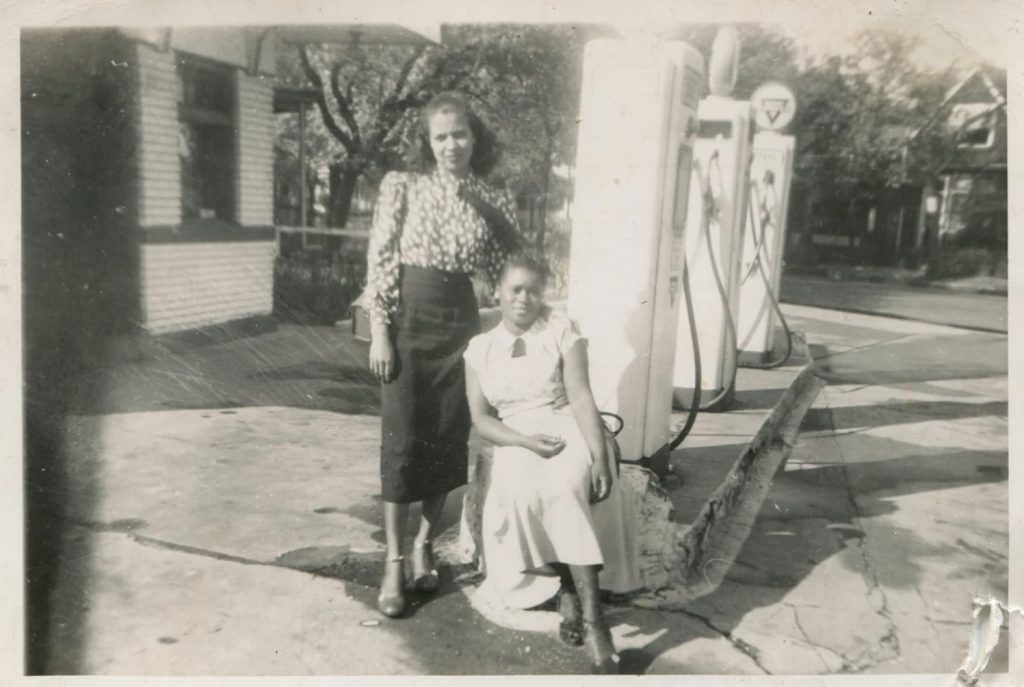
[672,379,735,413]
[737,349,773,366]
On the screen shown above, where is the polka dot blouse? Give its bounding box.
[367,169,521,326]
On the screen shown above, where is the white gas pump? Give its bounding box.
[567,39,704,462]
[672,29,754,411]
[737,82,798,366]
[737,131,796,363]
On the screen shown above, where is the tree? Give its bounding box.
[673,23,801,100]
[785,29,962,251]
[276,42,445,226]
[275,25,601,234]
[440,24,593,246]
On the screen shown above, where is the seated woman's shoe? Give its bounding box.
[377,555,406,618]
[582,618,621,674]
[410,539,439,593]
[557,587,584,646]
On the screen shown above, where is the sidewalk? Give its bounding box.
[37,305,1007,675]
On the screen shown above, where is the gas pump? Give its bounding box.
[567,39,704,463]
[737,130,796,365]
[672,28,754,412]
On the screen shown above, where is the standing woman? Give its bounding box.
[366,92,522,618]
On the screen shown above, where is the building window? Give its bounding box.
[949,104,995,149]
[178,55,236,223]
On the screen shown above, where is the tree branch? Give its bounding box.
[298,46,355,152]
[392,46,427,101]
[365,48,431,152]
[330,62,362,148]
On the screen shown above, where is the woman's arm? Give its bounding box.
[562,340,614,502]
[465,365,565,458]
[367,173,405,383]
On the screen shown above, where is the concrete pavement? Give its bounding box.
[782,304,1010,674]
[35,302,1010,676]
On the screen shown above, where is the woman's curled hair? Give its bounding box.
[408,91,499,176]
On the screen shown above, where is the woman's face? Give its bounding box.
[499,266,545,331]
[428,109,475,177]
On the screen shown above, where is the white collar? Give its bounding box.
[491,307,552,352]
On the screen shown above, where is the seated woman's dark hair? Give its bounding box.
[500,247,551,284]
[408,91,500,176]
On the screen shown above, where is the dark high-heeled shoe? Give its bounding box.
[557,587,584,646]
[377,555,406,618]
[582,618,621,674]
[410,539,439,593]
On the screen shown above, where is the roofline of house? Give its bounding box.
[908,66,1007,142]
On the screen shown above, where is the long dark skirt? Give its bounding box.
[380,266,481,504]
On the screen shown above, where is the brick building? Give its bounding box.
[23,27,278,335]
[22,25,435,337]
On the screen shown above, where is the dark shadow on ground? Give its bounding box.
[801,400,1007,432]
[269,544,591,673]
[68,323,382,417]
[22,29,138,674]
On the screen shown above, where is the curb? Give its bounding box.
[634,331,825,609]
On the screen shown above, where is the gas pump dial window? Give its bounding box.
[698,120,733,139]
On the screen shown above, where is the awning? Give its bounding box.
[122,24,441,76]
[273,86,319,114]
[272,24,440,47]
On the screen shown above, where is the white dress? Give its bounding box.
[463,310,643,609]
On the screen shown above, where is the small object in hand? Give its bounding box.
[545,436,566,451]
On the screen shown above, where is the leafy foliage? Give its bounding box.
[275,23,996,269]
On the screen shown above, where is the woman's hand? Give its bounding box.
[589,456,613,504]
[524,434,566,459]
[369,335,396,384]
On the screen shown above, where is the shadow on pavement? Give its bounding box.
[801,400,1007,432]
[68,324,382,418]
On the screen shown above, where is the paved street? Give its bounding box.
[32,300,1010,676]
[781,274,1008,333]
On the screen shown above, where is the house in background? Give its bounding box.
[928,65,1007,243]
[786,64,1008,269]
[22,25,436,338]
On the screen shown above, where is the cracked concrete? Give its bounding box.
[825,389,903,668]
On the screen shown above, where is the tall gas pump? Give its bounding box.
[672,28,754,411]
[737,109,796,365]
[567,39,704,462]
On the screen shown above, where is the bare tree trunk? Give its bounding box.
[328,163,360,228]
[535,157,552,250]
[305,166,318,226]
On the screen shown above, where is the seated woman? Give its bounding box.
[463,250,642,673]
